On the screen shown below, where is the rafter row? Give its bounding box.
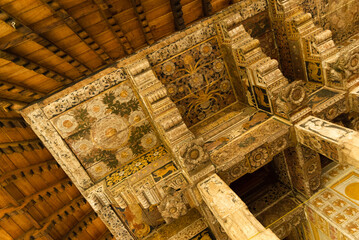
[42,0,113,64]
[0,139,45,154]
[0,179,73,218]
[0,160,58,186]
[24,196,87,239]
[170,0,185,30]
[93,0,134,55]
[131,0,155,45]
[65,211,98,240]
[0,50,71,84]
[0,78,45,101]
[0,98,27,112]
[0,10,92,76]
[0,117,27,128]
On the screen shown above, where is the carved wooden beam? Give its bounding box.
[0,50,71,84]
[0,78,45,100]
[0,179,73,218]
[130,0,155,45]
[0,159,58,186]
[170,0,185,30]
[21,196,87,239]
[201,0,213,17]
[0,10,92,76]
[0,139,45,154]
[0,117,28,128]
[93,0,134,55]
[64,211,98,240]
[0,98,27,112]
[41,0,113,64]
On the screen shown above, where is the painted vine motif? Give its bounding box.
[153,37,237,127]
[52,81,160,181]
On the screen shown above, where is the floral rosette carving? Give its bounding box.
[274,80,307,115]
[158,191,187,223]
[178,138,210,171]
[248,147,269,169]
[328,49,359,83]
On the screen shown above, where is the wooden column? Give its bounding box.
[295,116,359,169]
[197,174,279,240]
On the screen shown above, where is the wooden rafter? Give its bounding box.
[0,10,92,76]
[23,196,87,239]
[202,0,213,16]
[0,50,71,84]
[0,98,27,112]
[0,78,45,101]
[170,0,185,30]
[0,139,45,154]
[64,211,98,240]
[93,0,134,55]
[0,179,72,217]
[0,117,28,128]
[41,0,113,65]
[0,160,58,186]
[130,0,155,45]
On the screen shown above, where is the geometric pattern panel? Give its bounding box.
[152,37,237,127]
[51,80,161,182]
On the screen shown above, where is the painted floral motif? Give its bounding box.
[56,115,79,133]
[91,115,129,149]
[141,133,157,149]
[116,148,133,164]
[52,81,161,182]
[200,42,212,57]
[163,61,176,75]
[72,139,94,156]
[114,84,134,103]
[129,111,145,126]
[189,73,204,88]
[153,37,236,127]
[87,99,108,119]
[213,59,224,72]
[106,145,168,187]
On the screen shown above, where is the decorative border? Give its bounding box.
[105,145,168,188]
[43,69,128,119]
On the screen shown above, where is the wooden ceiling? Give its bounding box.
[0,0,233,239]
